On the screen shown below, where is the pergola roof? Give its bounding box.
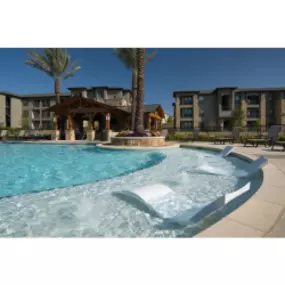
[48,95,129,116]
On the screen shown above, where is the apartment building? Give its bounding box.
[0,86,132,129]
[173,87,285,130]
[0,91,23,128]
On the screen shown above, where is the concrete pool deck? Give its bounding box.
[179,142,285,237]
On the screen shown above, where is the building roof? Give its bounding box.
[235,87,285,92]
[173,86,285,97]
[68,86,131,93]
[0,91,21,99]
[21,92,71,98]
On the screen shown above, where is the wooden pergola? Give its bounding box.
[144,104,165,131]
[48,95,129,138]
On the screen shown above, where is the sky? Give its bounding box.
[1,48,285,114]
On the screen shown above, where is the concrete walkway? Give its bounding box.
[179,142,285,237]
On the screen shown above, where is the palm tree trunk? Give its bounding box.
[131,69,137,131]
[54,78,61,103]
[54,78,62,136]
[135,48,145,133]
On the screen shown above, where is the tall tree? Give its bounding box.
[135,48,145,133]
[230,106,246,129]
[114,48,155,131]
[25,48,81,103]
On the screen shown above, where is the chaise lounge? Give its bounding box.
[213,128,240,145]
[243,125,281,148]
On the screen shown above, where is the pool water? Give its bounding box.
[0,144,165,197]
[0,145,262,237]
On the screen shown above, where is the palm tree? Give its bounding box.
[114,48,155,131]
[135,48,145,133]
[25,48,81,103]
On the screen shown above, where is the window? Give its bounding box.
[180,96,193,105]
[181,108,193,118]
[23,99,29,106]
[235,95,241,105]
[32,100,40,108]
[5,96,11,127]
[180,121,193,130]
[221,95,230,111]
[32,121,40,129]
[42,110,50,119]
[199,96,204,103]
[42,100,50,107]
[23,110,29,118]
[32,110,40,119]
[247,108,259,118]
[42,121,51,130]
[247,95,260,105]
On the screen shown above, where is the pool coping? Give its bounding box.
[97,143,180,150]
[180,143,285,237]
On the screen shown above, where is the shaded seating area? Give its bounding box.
[243,125,281,147]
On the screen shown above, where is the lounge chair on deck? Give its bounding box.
[243,125,281,147]
[192,128,199,142]
[0,130,7,140]
[16,130,26,140]
[115,182,251,227]
[271,141,285,151]
[214,129,240,145]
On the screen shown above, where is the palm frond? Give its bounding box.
[62,59,81,80]
[26,48,80,80]
[114,48,137,69]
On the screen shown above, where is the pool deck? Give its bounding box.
[179,142,285,238]
[2,139,285,237]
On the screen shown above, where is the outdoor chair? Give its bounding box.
[214,129,240,145]
[191,155,268,177]
[192,128,199,142]
[243,125,281,147]
[271,140,285,151]
[0,130,7,141]
[114,182,251,227]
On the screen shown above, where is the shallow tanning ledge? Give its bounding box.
[111,136,166,147]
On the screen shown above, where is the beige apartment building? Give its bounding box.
[173,87,285,131]
[0,86,165,136]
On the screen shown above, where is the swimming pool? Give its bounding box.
[0,144,262,237]
[0,143,165,197]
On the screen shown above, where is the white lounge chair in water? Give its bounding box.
[193,155,268,177]
[218,146,234,157]
[115,182,251,227]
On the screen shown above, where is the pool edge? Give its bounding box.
[180,143,285,238]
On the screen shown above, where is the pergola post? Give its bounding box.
[65,114,75,141]
[87,113,95,141]
[52,113,60,140]
[147,114,151,131]
[102,112,111,141]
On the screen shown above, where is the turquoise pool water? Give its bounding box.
[0,144,262,237]
[0,143,166,198]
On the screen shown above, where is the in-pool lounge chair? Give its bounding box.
[243,125,281,147]
[0,130,7,141]
[213,128,240,145]
[218,145,234,157]
[115,182,251,227]
[192,155,268,177]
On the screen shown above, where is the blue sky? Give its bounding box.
[1,48,285,114]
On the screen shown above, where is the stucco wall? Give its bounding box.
[11,97,23,128]
[0,94,5,127]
